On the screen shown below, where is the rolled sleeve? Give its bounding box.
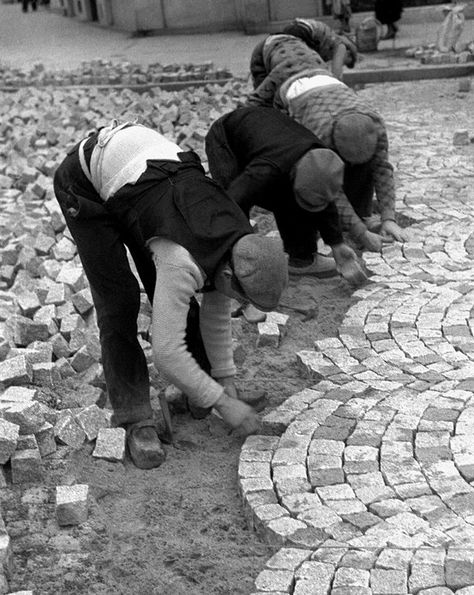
[150,241,225,409]
[372,120,396,222]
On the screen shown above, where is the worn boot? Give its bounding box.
[126,420,166,469]
[242,303,267,323]
[288,254,338,278]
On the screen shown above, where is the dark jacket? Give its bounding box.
[205,106,343,246]
[54,135,253,282]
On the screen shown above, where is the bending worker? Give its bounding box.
[205,106,367,285]
[247,34,408,249]
[54,120,288,470]
[251,18,357,86]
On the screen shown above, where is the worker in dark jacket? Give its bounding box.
[247,35,408,248]
[54,120,288,469]
[205,106,367,286]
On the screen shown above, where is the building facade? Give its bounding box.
[49,0,470,34]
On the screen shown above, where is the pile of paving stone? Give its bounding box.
[406,41,474,64]
[0,77,292,595]
[0,59,233,89]
[0,78,261,593]
[0,79,286,483]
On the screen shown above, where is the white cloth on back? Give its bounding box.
[90,123,182,201]
[285,74,346,102]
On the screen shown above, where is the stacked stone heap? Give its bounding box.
[0,60,232,89]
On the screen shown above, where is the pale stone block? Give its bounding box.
[71,287,93,315]
[8,347,49,365]
[16,434,38,450]
[4,315,49,346]
[257,321,280,348]
[16,291,41,317]
[34,231,56,255]
[0,355,33,386]
[44,282,69,305]
[35,422,56,457]
[295,560,335,586]
[0,386,37,403]
[265,547,311,570]
[0,533,13,579]
[52,237,76,261]
[266,312,289,327]
[0,418,19,463]
[54,412,86,448]
[33,305,58,335]
[56,263,86,292]
[56,484,89,526]
[24,340,53,362]
[11,448,43,484]
[333,567,370,588]
[75,405,111,441]
[370,568,408,595]
[445,547,474,589]
[93,428,126,462]
[59,313,84,341]
[254,569,294,593]
[2,400,44,434]
[70,346,97,373]
[32,362,62,387]
[50,333,72,359]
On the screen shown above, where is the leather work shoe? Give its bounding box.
[126,420,166,469]
[242,303,267,323]
[288,254,338,278]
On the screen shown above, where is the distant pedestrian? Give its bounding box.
[375,0,403,40]
[328,0,352,34]
[22,0,38,12]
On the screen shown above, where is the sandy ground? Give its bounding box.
[3,218,357,595]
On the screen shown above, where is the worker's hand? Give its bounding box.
[214,392,260,436]
[216,376,238,400]
[362,230,392,253]
[331,243,368,287]
[217,377,267,411]
[381,220,408,242]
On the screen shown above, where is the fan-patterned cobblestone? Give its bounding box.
[243,86,474,594]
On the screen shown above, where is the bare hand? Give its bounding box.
[332,243,368,287]
[217,376,238,400]
[381,220,408,242]
[362,230,392,252]
[213,392,261,436]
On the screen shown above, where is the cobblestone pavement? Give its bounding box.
[241,81,474,595]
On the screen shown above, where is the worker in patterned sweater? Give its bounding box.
[250,18,357,86]
[53,121,288,469]
[247,34,408,249]
[206,106,367,286]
